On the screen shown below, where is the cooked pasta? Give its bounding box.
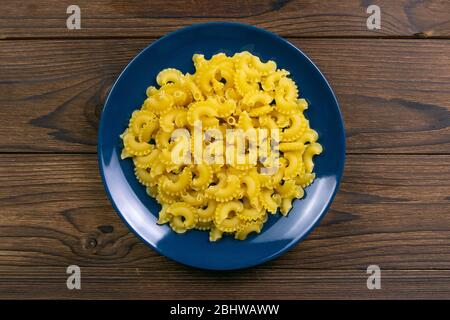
[120,51,322,241]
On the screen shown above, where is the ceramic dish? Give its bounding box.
[98,22,345,270]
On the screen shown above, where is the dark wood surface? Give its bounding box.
[1,0,450,39]
[0,0,449,299]
[1,39,449,154]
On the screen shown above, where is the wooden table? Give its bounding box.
[0,0,449,299]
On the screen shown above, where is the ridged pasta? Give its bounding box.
[120,51,322,241]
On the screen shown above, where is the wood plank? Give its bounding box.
[1,267,449,299]
[1,0,449,39]
[1,39,449,153]
[0,153,449,297]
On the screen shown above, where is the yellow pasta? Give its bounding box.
[167,202,198,233]
[156,68,184,86]
[186,101,219,127]
[214,201,243,232]
[160,167,192,196]
[205,174,241,202]
[123,130,153,156]
[120,51,322,241]
[129,110,156,136]
[235,220,263,240]
[191,163,213,190]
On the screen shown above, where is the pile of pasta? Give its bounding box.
[120,51,322,241]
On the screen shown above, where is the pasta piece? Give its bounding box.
[184,76,204,101]
[250,55,276,75]
[160,84,191,106]
[167,202,198,233]
[241,90,273,108]
[280,198,293,216]
[156,204,171,224]
[259,189,281,214]
[138,120,159,143]
[195,67,218,94]
[275,180,303,199]
[249,105,273,117]
[284,151,304,179]
[198,199,218,222]
[133,149,159,169]
[121,148,133,160]
[160,107,186,133]
[195,221,213,231]
[129,110,156,136]
[236,111,253,131]
[234,70,259,96]
[281,113,307,142]
[214,201,243,232]
[123,130,153,156]
[191,163,213,190]
[209,226,223,242]
[234,51,260,80]
[134,167,154,187]
[156,186,178,205]
[296,172,316,189]
[157,68,184,86]
[160,167,192,196]
[303,142,323,173]
[143,92,174,114]
[235,220,263,240]
[240,170,261,208]
[238,206,265,221]
[215,97,237,118]
[146,86,158,97]
[279,141,306,152]
[181,191,206,207]
[186,101,219,128]
[205,174,241,202]
[261,69,289,91]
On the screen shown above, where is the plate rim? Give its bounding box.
[97,21,346,270]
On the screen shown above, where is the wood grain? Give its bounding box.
[1,267,450,299]
[0,154,449,298]
[1,0,449,39]
[1,0,449,299]
[1,39,449,153]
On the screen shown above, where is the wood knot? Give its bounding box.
[81,235,98,250]
[96,81,113,121]
[84,78,113,130]
[98,225,114,234]
[413,32,430,39]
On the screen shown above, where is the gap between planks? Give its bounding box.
[1,35,450,41]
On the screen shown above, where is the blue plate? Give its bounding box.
[98,22,345,270]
